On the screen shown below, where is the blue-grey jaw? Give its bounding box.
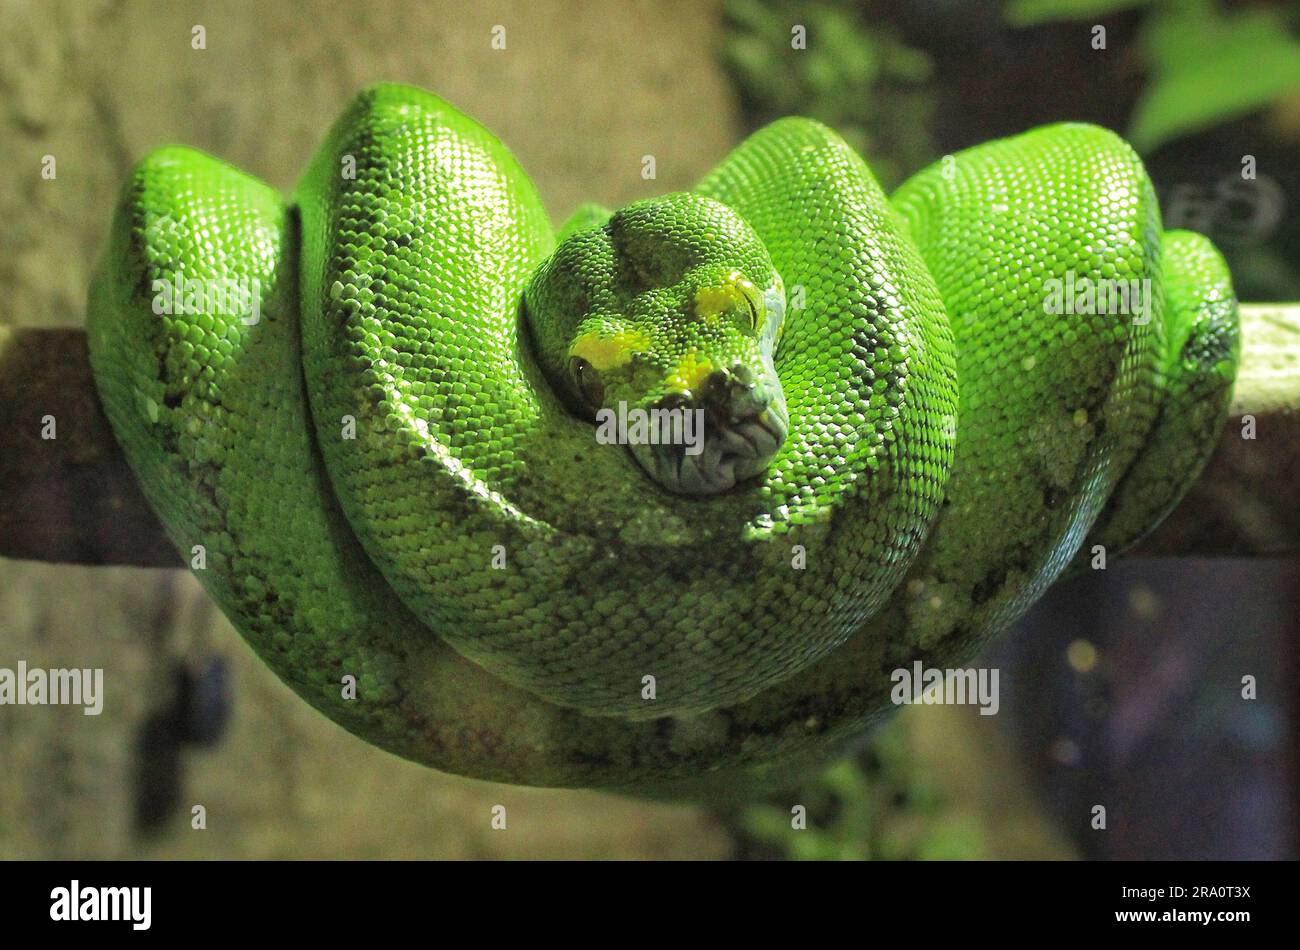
[631,384,789,496]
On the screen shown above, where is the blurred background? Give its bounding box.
[1,0,1297,859]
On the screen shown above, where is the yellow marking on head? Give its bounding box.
[666,351,715,394]
[694,271,759,325]
[571,329,649,371]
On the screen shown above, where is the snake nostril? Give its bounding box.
[703,368,732,397]
[656,392,691,413]
[702,369,754,405]
[660,367,770,422]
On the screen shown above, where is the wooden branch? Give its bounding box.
[0,326,178,567]
[1,305,1297,567]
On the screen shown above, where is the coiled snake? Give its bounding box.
[87,84,1238,791]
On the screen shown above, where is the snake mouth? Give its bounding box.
[630,387,789,496]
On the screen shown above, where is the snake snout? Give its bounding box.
[632,365,788,496]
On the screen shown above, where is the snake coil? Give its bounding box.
[88,85,1238,790]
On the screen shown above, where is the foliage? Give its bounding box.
[737,718,987,860]
[1008,0,1300,152]
[722,0,936,188]
[1131,0,1300,152]
[726,0,1300,159]
[1006,0,1151,26]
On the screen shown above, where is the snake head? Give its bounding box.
[524,193,789,495]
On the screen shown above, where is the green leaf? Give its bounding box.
[1128,0,1300,151]
[1005,0,1152,28]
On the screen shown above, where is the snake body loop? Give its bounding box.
[87,84,1238,790]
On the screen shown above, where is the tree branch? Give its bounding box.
[1,305,1297,567]
[0,326,178,567]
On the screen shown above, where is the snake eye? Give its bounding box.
[740,290,761,332]
[570,356,605,412]
[695,273,764,335]
[730,274,763,333]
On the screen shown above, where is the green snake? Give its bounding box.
[87,83,1239,792]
